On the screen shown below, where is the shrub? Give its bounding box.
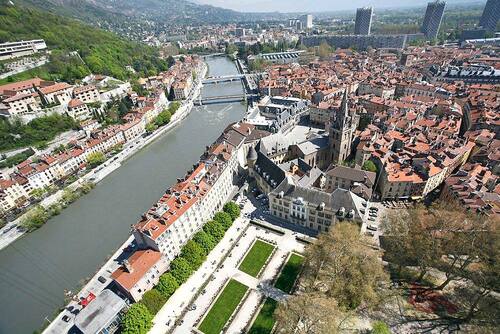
[372,321,391,334]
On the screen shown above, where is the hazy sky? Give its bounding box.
[194,0,482,13]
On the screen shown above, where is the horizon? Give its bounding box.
[193,0,486,13]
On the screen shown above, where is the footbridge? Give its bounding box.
[194,93,259,106]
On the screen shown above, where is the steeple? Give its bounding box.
[340,89,349,119]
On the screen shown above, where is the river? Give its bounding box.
[0,56,245,334]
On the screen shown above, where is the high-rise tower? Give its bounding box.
[354,7,373,35]
[479,0,500,32]
[421,1,446,40]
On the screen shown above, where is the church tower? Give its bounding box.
[328,90,359,165]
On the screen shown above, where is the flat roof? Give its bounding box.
[74,290,127,334]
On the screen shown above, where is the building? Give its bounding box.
[111,249,169,302]
[324,165,376,200]
[300,34,407,50]
[269,177,368,233]
[67,99,92,121]
[421,1,446,39]
[74,289,127,334]
[0,39,47,61]
[328,91,359,165]
[479,0,500,32]
[248,50,306,66]
[300,14,313,29]
[235,28,246,37]
[354,7,373,35]
[0,179,29,215]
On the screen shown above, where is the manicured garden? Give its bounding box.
[238,240,275,277]
[274,253,304,293]
[198,279,248,334]
[248,298,278,334]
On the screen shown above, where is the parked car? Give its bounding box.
[369,207,379,211]
[367,225,378,231]
[366,231,375,237]
[368,217,376,221]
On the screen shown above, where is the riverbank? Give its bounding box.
[0,63,207,252]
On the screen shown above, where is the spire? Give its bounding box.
[341,89,348,118]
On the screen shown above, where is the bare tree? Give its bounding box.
[301,222,388,310]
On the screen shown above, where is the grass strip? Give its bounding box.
[198,279,248,334]
[248,298,278,334]
[238,240,275,277]
[274,253,304,293]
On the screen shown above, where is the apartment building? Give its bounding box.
[111,249,169,302]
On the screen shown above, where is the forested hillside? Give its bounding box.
[0,1,169,82]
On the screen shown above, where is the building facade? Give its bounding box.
[354,7,373,35]
[421,1,446,39]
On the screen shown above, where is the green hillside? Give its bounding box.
[0,1,168,83]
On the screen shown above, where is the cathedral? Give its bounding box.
[328,90,360,167]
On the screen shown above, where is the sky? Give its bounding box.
[193,0,482,13]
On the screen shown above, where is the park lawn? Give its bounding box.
[274,253,304,293]
[248,298,278,334]
[198,279,248,334]
[238,240,275,277]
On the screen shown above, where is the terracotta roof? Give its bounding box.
[111,249,162,290]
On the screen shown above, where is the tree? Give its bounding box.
[169,257,193,284]
[156,273,179,298]
[145,123,157,133]
[121,303,153,334]
[213,211,233,231]
[223,201,240,221]
[87,151,106,168]
[192,231,215,255]
[302,222,388,309]
[203,219,225,241]
[317,41,333,61]
[382,206,441,282]
[275,293,343,334]
[180,240,206,270]
[140,289,166,315]
[362,160,378,173]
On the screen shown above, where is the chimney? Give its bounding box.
[123,260,133,273]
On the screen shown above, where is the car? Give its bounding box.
[366,231,375,237]
[369,207,379,211]
[97,276,107,284]
[368,217,376,221]
[367,225,378,231]
[256,194,265,200]
[62,315,71,322]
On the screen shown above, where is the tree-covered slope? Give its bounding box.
[0,1,168,82]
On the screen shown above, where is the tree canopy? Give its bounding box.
[140,289,166,315]
[169,257,193,284]
[121,303,153,334]
[156,273,179,299]
[223,201,240,221]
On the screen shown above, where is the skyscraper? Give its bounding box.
[299,14,313,29]
[354,7,373,35]
[479,0,500,32]
[421,1,446,40]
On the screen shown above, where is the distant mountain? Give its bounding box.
[10,0,251,24]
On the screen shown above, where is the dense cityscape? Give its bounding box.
[0,0,499,334]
